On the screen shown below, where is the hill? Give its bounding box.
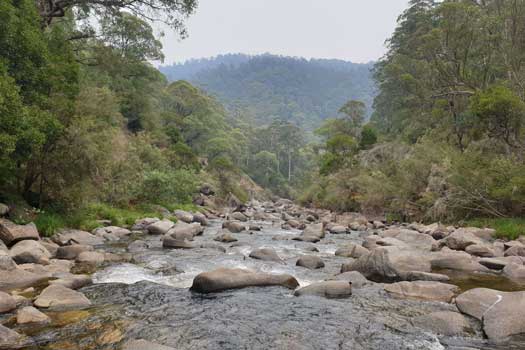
[160,54,376,129]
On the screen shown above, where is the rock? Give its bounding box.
[249,248,284,264]
[504,245,525,257]
[381,228,437,251]
[296,256,324,269]
[223,221,245,233]
[327,271,370,288]
[0,219,39,247]
[502,263,525,282]
[10,240,51,265]
[0,267,48,292]
[287,220,304,229]
[294,281,352,299]
[93,226,131,239]
[199,183,215,196]
[362,236,381,250]
[76,251,105,265]
[34,284,91,308]
[40,240,59,257]
[402,271,450,282]
[192,212,208,226]
[16,306,50,324]
[199,243,226,253]
[190,268,299,293]
[128,240,148,253]
[328,225,348,234]
[248,224,262,231]
[343,246,431,282]
[131,217,159,231]
[230,212,248,222]
[162,237,196,249]
[0,204,9,216]
[173,210,193,223]
[373,220,385,229]
[442,228,484,251]
[56,244,93,260]
[0,324,26,349]
[412,311,471,336]
[292,223,325,243]
[384,281,459,303]
[478,257,509,270]
[214,231,238,243]
[0,291,16,313]
[335,244,369,258]
[53,229,104,246]
[456,288,525,340]
[0,253,16,270]
[167,222,203,239]
[147,219,175,235]
[123,339,175,350]
[49,274,92,290]
[465,244,495,257]
[430,250,490,273]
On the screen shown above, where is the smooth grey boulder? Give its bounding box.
[0,219,39,247]
[190,268,299,293]
[56,244,93,260]
[502,263,525,282]
[230,212,248,222]
[131,217,159,231]
[296,255,324,269]
[162,237,196,249]
[34,284,91,309]
[53,229,104,246]
[147,219,175,235]
[327,271,370,288]
[430,250,490,273]
[223,221,246,233]
[213,231,238,243]
[167,222,203,239]
[192,212,208,226]
[76,251,105,265]
[504,245,525,257]
[294,281,352,299]
[384,281,459,303]
[16,306,50,324]
[412,311,471,336]
[10,240,51,265]
[335,243,369,258]
[174,210,193,223]
[49,274,92,290]
[0,204,8,216]
[465,244,496,257]
[0,267,48,292]
[442,229,484,251]
[249,248,284,264]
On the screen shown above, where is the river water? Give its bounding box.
[16,219,525,349]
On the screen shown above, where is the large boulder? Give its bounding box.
[296,255,324,269]
[0,261,48,292]
[292,223,324,243]
[441,228,484,251]
[214,231,238,243]
[56,244,93,260]
[49,274,92,290]
[0,291,16,313]
[147,220,175,235]
[502,263,525,282]
[34,284,91,309]
[326,271,370,288]
[0,219,39,247]
[166,222,203,239]
[384,281,459,303]
[342,246,431,282]
[456,288,525,340]
[190,268,299,293]
[223,221,245,233]
[53,229,104,246]
[249,248,284,264]
[93,226,131,239]
[16,306,50,324]
[131,217,159,231]
[504,245,525,257]
[173,210,193,223]
[412,311,471,336]
[294,281,352,299]
[230,212,248,222]
[162,237,196,249]
[327,225,348,234]
[430,249,490,273]
[76,251,105,265]
[335,243,369,258]
[465,244,496,257]
[10,240,51,265]
[192,212,208,226]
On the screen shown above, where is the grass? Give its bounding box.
[465,217,525,240]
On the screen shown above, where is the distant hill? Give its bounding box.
[159,54,376,129]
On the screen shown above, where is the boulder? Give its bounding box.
[172,210,192,224]
[0,291,16,313]
[192,212,208,226]
[328,225,348,234]
[0,219,39,247]
[56,244,93,260]
[162,237,196,249]
[402,271,450,282]
[213,232,238,243]
[128,240,148,253]
[248,224,262,231]
[430,250,490,273]
[166,222,203,239]
[49,274,92,290]
[362,236,381,250]
[131,217,159,231]
[34,284,91,309]
[53,229,104,246]
[230,212,248,222]
[249,248,284,264]
[287,220,305,229]
[384,281,459,303]
[10,240,51,265]
[412,311,471,336]
[335,244,370,259]
[343,246,431,282]
[442,228,484,251]
[502,263,525,282]
[465,244,496,257]
[147,219,175,235]
[190,268,299,293]
[456,288,525,340]
[294,281,352,299]
[123,339,175,350]
[75,251,105,265]
[223,221,245,233]
[326,271,370,288]
[0,204,9,216]
[40,240,59,257]
[292,223,325,243]
[296,256,324,269]
[504,245,525,257]
[93,226,131,239]
[478,257,509,270]
[0,267,48,292]
[16,306,50,324]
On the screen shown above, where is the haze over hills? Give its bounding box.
[160,54,376,129]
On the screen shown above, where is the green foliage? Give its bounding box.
[138,170,198,205]
[465,218,525,240]
[34,212,66,237]
[359,125,378,150]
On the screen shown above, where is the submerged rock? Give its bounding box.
[16,306,50,324]
[34,284,91,309]
[190,268,299,293]
[294,281,352,299]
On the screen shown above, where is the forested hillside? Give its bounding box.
[302,0,525,231]
[160,54,376,129]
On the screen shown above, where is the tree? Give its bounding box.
[339,100,366,131]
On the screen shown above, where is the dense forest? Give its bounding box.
[301,0,525,231]
[160,54,376,129]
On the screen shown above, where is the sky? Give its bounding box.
[159,0,409,65]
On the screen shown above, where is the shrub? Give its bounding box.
[137,169,198,205]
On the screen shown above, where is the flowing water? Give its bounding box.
[14,219,525,349]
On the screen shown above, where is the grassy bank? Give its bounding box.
[465,218,525,240]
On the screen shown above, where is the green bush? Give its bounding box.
[137,169,198,205]
[465,218,525,240]
[34,212,66,237]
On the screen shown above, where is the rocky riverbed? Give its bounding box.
[1,199,525,349]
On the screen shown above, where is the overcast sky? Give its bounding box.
[159,0,409,64]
